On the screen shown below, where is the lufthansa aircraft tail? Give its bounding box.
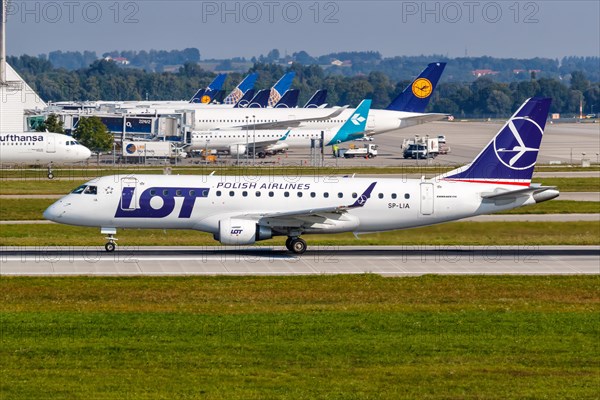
[274,89,300,108]
[247,89,271,108]
[233,89,256,108]
[268,72,296,107]
[304,89,328,108]
[438,97,552,186]
[189,73,227,103]
[326,99,372,145]
[386,62,446,112]
[223,73,259,104]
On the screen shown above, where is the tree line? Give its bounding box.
[7,56,600,118]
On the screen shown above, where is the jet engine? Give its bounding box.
[215,218,273,245]
[229,144,246,155]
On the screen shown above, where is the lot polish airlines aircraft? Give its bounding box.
[190,99,372,156]
[44,98,558,254]
[190,62,447,134]
[0,131,91,178]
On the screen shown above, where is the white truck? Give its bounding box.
[122,141,187,159]
[401,137,439,159]
[342,144,378,159]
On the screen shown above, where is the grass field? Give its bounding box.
[1,199,598,221]
[0,176,598,195]
[2,164,598,179]
[1,275,598,399]
[1,221,598,246]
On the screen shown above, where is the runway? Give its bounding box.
[1,246,598,276]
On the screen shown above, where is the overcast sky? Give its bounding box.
[5,1,600,59]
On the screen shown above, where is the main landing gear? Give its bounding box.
[285,237,307,254]
[102,228,118,252]
[47,163,54,179]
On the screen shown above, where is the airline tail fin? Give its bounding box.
[304,89,328,108]
[326,99,372,145]
[247,89,271,108]
[233,89,256,108]
[268,72,296,107]
[437,97,552,186]
[223,73,259,104]
[189,73,227,103]
[274,89,300,108]
[386,62,446,112]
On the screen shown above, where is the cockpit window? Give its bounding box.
[83,186,97,195]
[72,185,87,194]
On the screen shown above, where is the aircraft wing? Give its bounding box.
[402,113,449,125]
[234,182,377,223]
[230,107,347,130]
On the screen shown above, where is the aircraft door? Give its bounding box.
[46,135,56,153]
[367,115,375,130]
[120,178,138,211]
[420,182,434,215]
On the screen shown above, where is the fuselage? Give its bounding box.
[44,174,539,236]
[0,131,92,164]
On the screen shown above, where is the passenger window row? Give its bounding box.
[214,191,410,199]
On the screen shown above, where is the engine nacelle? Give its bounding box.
[229,144,246,156]
[215,218,272,245]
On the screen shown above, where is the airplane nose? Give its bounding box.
[43,200,67,221]
[80,147,92,160]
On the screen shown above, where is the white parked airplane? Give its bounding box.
[0,131,91,178]
[190,99,372,156]
[44,98,557,254]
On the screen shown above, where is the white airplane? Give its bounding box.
[44,98,558,254]
[190,99,372,157]
[0,131,91,178]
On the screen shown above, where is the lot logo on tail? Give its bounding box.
[494,117,543,170]
[412,78,432,98]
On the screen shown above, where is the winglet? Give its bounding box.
[279,130,291,140]
[346,182,377,209]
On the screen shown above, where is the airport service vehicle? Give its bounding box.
[343,144,378,159]
[122,141,187,159]
[437,135,446,144]
[402,137,439,159]
[0,131,91,178]
[44,98,558,254]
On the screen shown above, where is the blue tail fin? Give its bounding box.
[326,99,372,145]
[190,73,227,103]
[304,89,328,108]
[247,89,271,108]
[233,89,256,108]
[223,73,259,104]
[386,62,446,112]
[274,89,300,108]
[439,98,552,186]
[268,72,296,107]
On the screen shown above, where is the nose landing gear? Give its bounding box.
[101,227,118,252]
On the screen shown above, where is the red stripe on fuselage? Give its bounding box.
[442,179,530,186]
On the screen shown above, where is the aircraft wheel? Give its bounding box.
[105,242,116,252]
[285,237,293,251]
[47,173,54,179]
[289,238,307,254]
